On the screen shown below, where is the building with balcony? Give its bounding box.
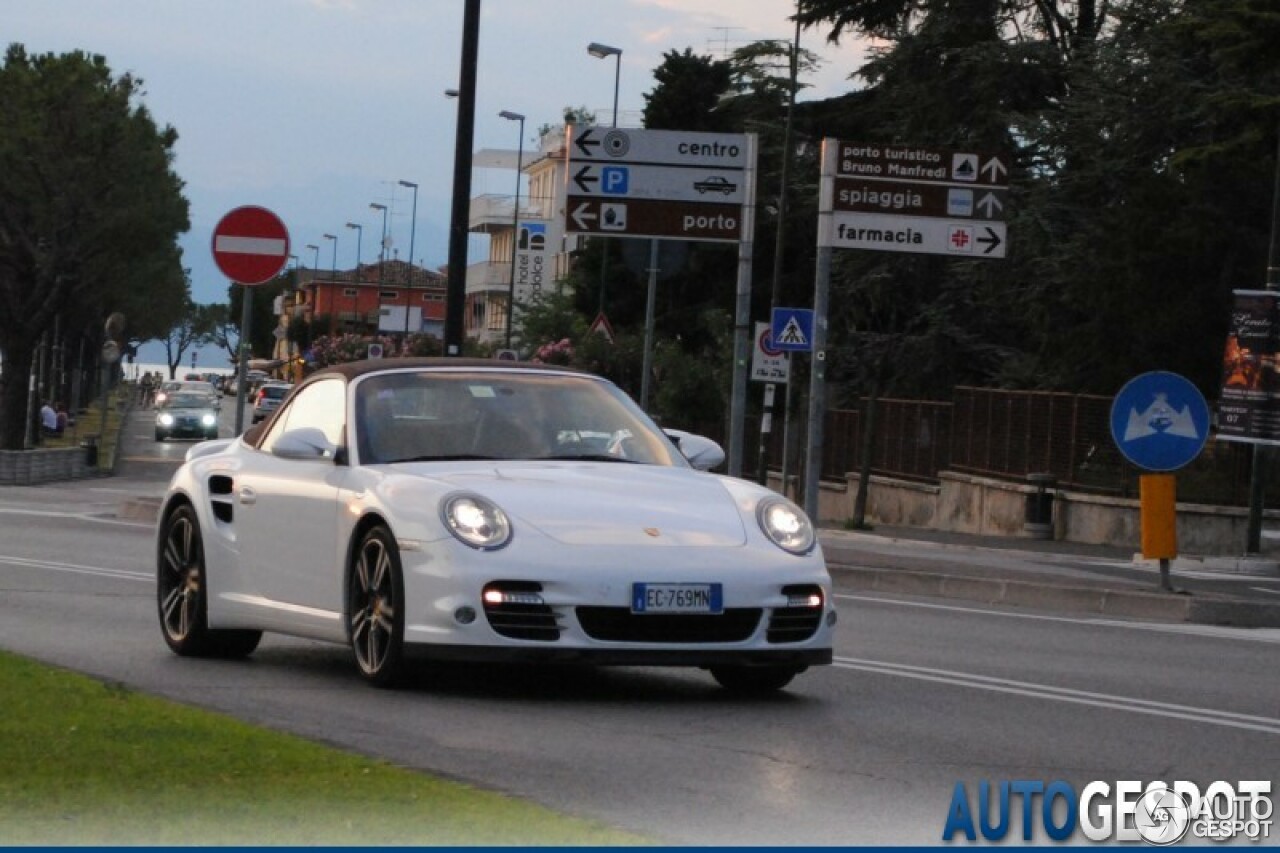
[272,261,449,371]
[465,126,577,349]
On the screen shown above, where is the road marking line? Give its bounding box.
[835,656,1280,736]
[0,507,151,528]
[835,593,1280,643]
[0,554,150,583]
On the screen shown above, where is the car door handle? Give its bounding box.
[238,487,257,505]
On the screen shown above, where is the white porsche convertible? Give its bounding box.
[156,359,834,692]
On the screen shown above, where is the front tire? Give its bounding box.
[710,665,801,694]
[346,525,407,687]
[157,504,261,658]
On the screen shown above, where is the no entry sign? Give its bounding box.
[211,206,290,285]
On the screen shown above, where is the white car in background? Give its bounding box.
[155,359,834,691]
[250,382,293,423]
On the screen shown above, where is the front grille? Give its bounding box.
[576,607,762,643]
[483,581,560,641]
[767,584,824,643]
[766,607,822,643]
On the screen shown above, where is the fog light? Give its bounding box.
[482,588,545,606]
[454,606,476,625]
[783,584,824,608]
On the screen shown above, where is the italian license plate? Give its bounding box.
[631,583,723,614]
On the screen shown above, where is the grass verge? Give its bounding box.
[0,650,649,845]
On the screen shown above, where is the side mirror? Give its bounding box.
[272,427,337,461]
[664,429,726,472]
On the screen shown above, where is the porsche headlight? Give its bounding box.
[201,413,217,426]
[157,413,175,426]
[442,493,512,550]
[756,497,815,555]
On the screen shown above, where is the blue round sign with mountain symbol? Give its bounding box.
[1109,371,1210,472]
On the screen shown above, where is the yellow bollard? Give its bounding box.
[1140,473,1177,591]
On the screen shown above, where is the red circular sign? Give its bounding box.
[211,206,290,285]
[758,326,782,358]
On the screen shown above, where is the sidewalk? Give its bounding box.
[820,523,1280,628]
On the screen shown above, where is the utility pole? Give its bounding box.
[1245,125,1280,553]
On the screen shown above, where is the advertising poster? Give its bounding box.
[1217,290,1280,444]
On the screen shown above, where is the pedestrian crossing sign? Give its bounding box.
[770,307,814,352]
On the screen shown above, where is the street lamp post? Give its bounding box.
[345,222,363,334]
[499,110,526,349]
[323,233,338,335]
[369,202,388,291]
[398,180,419,344]
[588,42,622,319]
[587,42,621,127]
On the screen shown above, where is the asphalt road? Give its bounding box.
[0,405,1276,845]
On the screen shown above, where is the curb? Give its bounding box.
[830,564,1280,628]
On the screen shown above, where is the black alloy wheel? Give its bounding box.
[157,504,261,658]
[709,665,801,694]
[347,525,407,687]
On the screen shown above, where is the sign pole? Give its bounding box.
[1140,473,1178,591]
[233,289,253,436]
[780,355,795,498]
[1245,124,1280,553]
[639,238,660,411]
[804,245,832,520]
[727,133,757,477]
[804,139,837,521]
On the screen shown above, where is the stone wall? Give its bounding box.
[775,469,1278,556]
[0,446,101,485]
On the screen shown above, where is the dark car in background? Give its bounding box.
[155,392,220,441]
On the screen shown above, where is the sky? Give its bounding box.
[7,0,869,367]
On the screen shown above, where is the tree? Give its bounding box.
[0,46,189,448]
[160,299,217,380]
[642,49,734,132]
[205,303,240,368]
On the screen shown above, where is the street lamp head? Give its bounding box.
[398,179,418,189]
[305,243,318,251]
[588,42,621,58]
[444,88,459,98]
[499,110,525,122]
[345,222,360,230]
[323,233,336,240]
[369,203,387,212]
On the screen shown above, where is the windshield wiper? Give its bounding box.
[541,453,642,463]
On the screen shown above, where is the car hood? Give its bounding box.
[397,462,748,547]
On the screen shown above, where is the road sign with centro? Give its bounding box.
[1109,371,1211,472]
[211,206,290,285]
[771,307,814,353]
[564,126,752,244]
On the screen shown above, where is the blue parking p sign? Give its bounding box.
[1109,371,1210,472]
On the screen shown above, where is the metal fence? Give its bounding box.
[729,385,1275,508]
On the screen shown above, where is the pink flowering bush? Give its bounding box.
[531,337,575,366]
[307,333,399,368]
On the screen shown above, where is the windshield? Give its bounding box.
[354,370,684,466]
[163,394,211,409]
